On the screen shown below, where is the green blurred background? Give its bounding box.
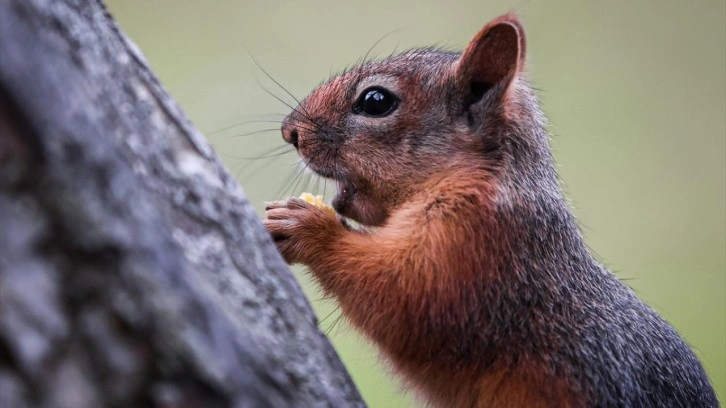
[105,1,725,406]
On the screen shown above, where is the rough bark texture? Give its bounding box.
[0,1,364,407]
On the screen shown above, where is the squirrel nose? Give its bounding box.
[281,122,299,150]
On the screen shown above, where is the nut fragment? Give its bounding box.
[299,193,336,215]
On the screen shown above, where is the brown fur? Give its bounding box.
[267,167,581,407]
[265,13,718,408]
[265,15,582,407]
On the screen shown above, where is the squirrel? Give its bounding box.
[263,14,719,408]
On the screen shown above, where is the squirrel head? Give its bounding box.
[281,14,529,226]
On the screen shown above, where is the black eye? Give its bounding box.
[353,87,399,117]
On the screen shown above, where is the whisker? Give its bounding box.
[207,115,286,136]
[244,50,330,132]
[293,166,312,197]
[224,145,294,161]
[319,306,340,326]
[255,79,326,133]
[229,128,280,138]
[224,144,293,180]
[360,28,403,67]
[235,152,289,181]
[313,173,321,196]
[325,309,345,336]
[275,162,307,199]
[312,292,337,303]
[214,117,321,136]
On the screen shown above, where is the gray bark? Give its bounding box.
[0,1,364,407]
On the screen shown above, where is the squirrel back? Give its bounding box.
[265,14,718,407]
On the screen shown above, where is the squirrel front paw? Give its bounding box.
[264,197,344,265]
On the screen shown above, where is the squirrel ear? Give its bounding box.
[455,14,526,97]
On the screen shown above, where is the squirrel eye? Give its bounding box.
[353,87,399,117]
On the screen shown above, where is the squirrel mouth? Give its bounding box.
[331,180,356,216]
[308,164,357,216]
[307,164,367,223]
[314,171,386,226]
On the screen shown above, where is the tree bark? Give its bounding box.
[0,1,364,407]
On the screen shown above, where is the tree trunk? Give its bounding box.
[0,1,364,407]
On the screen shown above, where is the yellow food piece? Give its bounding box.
[299,193,336,215]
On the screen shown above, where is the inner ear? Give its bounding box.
[456,15,525,105]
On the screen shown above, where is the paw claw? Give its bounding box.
[264,200,290,211]
[285,197,311,210]
[266,208,294,220]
